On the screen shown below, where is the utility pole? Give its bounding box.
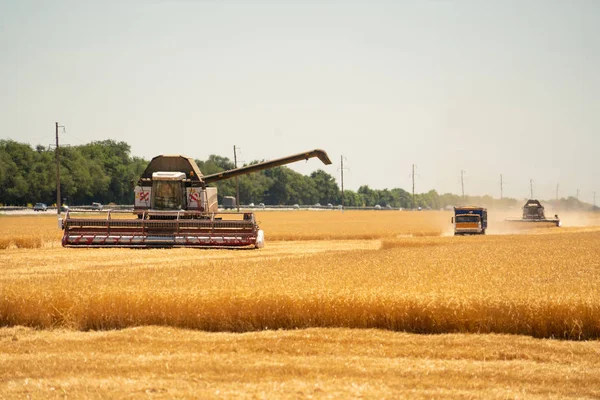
[338,156,349,211]
[556,183,559,201]
[461,170,465,199]
[55,122,64,215]
[594,191,596,208]
[410,164,416,209]
[500,174,503,200]
[340,155,345,210]
[577,189,580,202]
[530,179,533,199]
[233,145,240,212]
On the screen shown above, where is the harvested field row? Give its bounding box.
[2,326,600,399]
[1,210,598,246]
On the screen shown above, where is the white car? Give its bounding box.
[33,202,48,212]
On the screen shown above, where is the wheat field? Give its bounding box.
[1,210,600,398]
[1,211,599,338]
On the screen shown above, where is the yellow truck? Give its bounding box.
[452,206,487,235]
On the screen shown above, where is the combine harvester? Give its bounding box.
[60,149,331,248]
[505,199,561,227]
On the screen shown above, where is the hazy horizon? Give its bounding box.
[1,1,598,202]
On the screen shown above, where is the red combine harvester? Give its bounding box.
[60,149,331,248]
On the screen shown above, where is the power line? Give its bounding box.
[61,127,87,145]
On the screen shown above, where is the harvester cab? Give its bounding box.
[151,172,186,210]
[60,149,332,248]
[133,154,217,216]
[522,199,546,220]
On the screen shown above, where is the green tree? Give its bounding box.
[310,170,339,205]
[357,185,377,206]
[341,190,364,207]
[263,167,290,205]
[0,140,34,205]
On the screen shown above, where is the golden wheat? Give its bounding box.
[2,326,600,399]
[255,210,453,240]
[2,211,600,399]
[1,212,599,339]
[12,235,43,249]
[0,215,62,247]
[0,237,11,249]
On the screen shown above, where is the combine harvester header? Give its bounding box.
[60,149,331,248]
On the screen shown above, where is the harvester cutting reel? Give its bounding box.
[60,209,265,249]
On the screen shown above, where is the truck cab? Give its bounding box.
[452,206,487,235]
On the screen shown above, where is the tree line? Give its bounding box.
[0,139,594,211]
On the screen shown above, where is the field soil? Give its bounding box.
[1,211,599,398]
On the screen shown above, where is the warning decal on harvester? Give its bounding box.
[135,187,151,207]
[187,188,202,210]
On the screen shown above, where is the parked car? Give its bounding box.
[33,202,48,212]
[91,202,103,210]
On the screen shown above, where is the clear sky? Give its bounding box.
[1,0,598,201]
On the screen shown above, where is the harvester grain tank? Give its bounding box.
[451,206,487,235]
[505,199,561,227]
[60,149,332,248]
